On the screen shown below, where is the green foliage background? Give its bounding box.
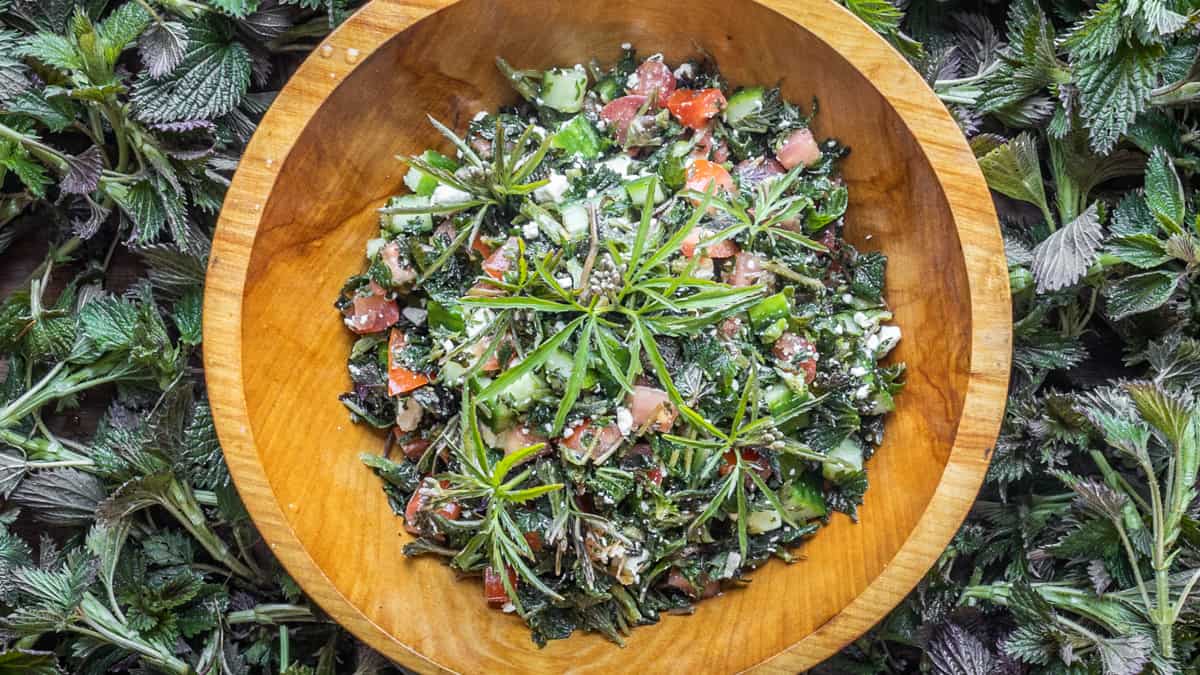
[0,0,1199,673]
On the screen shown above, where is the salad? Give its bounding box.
[336,46,904,646]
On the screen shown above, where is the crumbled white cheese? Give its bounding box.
[534,173,570,203]
[621,42,632,50]
[522,220,540,240]
[616,407,633,435]
[673,62,695,80]
[603,155,634,176]
[625,72,640,89]
[853,311,871,328]
[402,307,427,325]
[841,293,853,304]
[877,325,902,356]
[855,384,871,400]
[850,366,867,377]
[465,307,494,338]
[557,275,574,289]
[430,184,472,205]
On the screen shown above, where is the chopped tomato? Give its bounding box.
[600,95,649,145]
[388,329,430,396]
[471,233,495,259]
[404,480,460,536]
[346,288,399,335]
[484,566,517,607]
[772,332,819,383]
[719,448,772,480]
[719,316,743,340]
[685,159,734,197]
[398,436,430,461]
[776,128,822,169]
[524,531,544,553]
[727,251,770,287]
[627,385,678,432]
[630,60,676,106]
[380,241,416,287]
[561,420,624,460]
[646,466,665,486]
[665,568,718,597]
[499,425,548,458]
[481,237,518,280]
[690,127,730,163]
[681,227,739,259]
[667,88,726,130]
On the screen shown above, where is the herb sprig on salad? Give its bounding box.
[337,46,904,646]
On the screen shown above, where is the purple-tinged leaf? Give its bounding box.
[928,623,995,675]
[138,20,189,78]
[60,146,104,195]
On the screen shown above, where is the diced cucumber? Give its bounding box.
[747,508,782,534]
[822,436,864,481]
[381,195,433,235]
[560,202,590,240]
[440,361,467,386]
[552,115,603,159]
[760,318,787,344]
[624,175,667,206]
[365,237,386,260]
[403,150,458,196]
[543,349,597,389]
[724,87,765,128]
[594,76,621,103]
[870,389,895,415]
[764,383,798,418]
[748,292,790,329]
[540,68,588,113]
[426,299,464,333]
[782,473,827,521]
[501,370,548,410]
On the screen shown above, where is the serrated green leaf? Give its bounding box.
[6,89,75,132]
[206,0,263,17]
[132,21,251,123]
[96,1,150,65]
[977,132,1051,222]
[1144,147,1186,235]
[172,286,203,345]
[0,649,60,675]
[1107,233,1171,268]
[1031,202,1104,292]
[1063,1,1123,62]
[17,32,80,72]
[1105,270,1181,319]
[1074,41,1160,154]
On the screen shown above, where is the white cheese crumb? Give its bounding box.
[841,293,853,304]
[853,311,871,328]
[522,220,540,239]
[673,63,695,80]
[402,307,427,325]
[855,385,871,400]
[877,325,902,356]
[557,275,574,289]
[533,173,570,203]
[430,184,472,205]
[616,407,633,435]
[602,155,634,176]
[850,366,867,377]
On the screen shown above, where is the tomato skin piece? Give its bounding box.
[398,436,431,461]
[561,420,623,460]
[484,566,517,607]
[727,251,770,287]
[388,329,430,396]
[471,233,495,259]
[600,95,649,145]
[347,290,400,335]
[404,480,459,536]
[685,159,735,197]
[481,237,518,280]
[719,448,772,480]
[646,466,665,486]
[667,88,727,130]
[524,531,544,553]
[772,332,819,384]
[776,128,822,169]
[681,228,739,259]
[630,60,676,106]
[627,385,678,432]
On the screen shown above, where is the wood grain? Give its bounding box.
[203,0,1012,672]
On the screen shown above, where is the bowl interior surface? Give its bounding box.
[219,0,999,671]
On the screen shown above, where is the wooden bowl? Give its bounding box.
[204,0,1011,671]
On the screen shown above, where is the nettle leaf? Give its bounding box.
[1143,147,1186,234]
[138,20,189,78]
[1137,0,1187,36]
[206,0,263,18]
[9,469,104,526]
[1105,270,1181,320]
[96,0,151,64]
[1031,202,1104,292]
[1106,233,1170,268]
[928,623,995,675]
[1073,41,1160,153]
[172,286,203,345]
[977,132,1051,220]
[107,177,187,244]
[61,146,104,195]
[17,32,80,73]
[181,399,227,489]
[1063,0,1123,62]
[6,89,76,132]
[0,142,51,198]
[132,20,251,123]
